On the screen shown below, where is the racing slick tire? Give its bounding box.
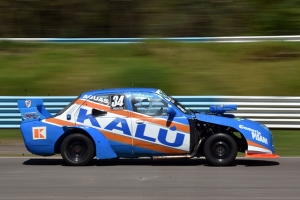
[204,133,237,166]
[61,133,95,166]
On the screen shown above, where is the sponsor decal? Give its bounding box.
[234,117,245,121]
[131,93,154,98]
[25,100,31,108]
[32,127,47,140]
[22,112,40,120]
[177,105,186,113]
[156,90,171,101]
[82,95,109,104]
[239,125,268,145]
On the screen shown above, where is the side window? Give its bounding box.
[131,93,168,116]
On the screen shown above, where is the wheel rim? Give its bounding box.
[65,138,89,163]
[211,141,230,159]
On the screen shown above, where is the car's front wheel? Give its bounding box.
[204,133,237,166]
[61,133,95,166]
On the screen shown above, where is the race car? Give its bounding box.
[18,88,279,166]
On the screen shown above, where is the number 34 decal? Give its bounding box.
[110,95,125,110]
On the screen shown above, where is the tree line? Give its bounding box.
[0,0,299,38]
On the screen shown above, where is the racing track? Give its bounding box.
[0,157,299,200]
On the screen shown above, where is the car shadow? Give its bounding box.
[22,157,280,167]
[234,159,280,167]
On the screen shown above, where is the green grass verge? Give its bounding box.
[272,130,300,156]
[1,129,299,156]
[1,41,300,96]
[0,129,22,143]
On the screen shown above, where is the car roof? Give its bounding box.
[80,88,158,96]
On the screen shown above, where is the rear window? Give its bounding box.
[55,96,80,116]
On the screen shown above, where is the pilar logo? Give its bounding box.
[25,100,31,108]
[32,127,47,140]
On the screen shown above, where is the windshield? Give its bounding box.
[156,90,190,114]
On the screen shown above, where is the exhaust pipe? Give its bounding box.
[152,137,204,160]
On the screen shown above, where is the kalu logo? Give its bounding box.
[32,127,47,140]
[77,108,185,148]
[25,100,31,108]
[239,125,268,145]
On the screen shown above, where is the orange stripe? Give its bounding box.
[76,99,190,133]
[45,118,75,126]
[133,139,187,154]
[100,130,132,145]
[100,130,187,154]
[245,153,280,158]
[247,140,269,150]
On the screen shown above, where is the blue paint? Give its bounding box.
[135,124,156,142]
[77,108,101,128]
[157,128,185,147]
[76,126,117,160]
[169,126,177,131]
[104,118,131,136]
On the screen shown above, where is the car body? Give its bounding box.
[18,88,279,166]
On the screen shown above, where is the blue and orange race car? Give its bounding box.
[18,88,279,166]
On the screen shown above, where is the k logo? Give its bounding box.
[32,127,47,140]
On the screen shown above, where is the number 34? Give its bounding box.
[111,95,124,107]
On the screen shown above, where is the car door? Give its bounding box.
[129,92,190,156]
[75,92,133,156]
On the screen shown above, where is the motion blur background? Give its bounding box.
[1,0,300,96]
[0,0,300,155]
[1,0,300,38]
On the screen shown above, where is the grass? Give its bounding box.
[1,129,299,156]
[0,129,22,143]
[272,130,300,156]
[1,41,300,96]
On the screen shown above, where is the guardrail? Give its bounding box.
[1,96,300,129]
[1,35,300,43]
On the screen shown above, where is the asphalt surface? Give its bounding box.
[0,142,28,156]
[0,156,299,200]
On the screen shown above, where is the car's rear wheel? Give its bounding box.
[204,133,237,166]
[61,133,95,166]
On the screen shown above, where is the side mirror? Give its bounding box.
[166,107,176,115]
[141,99,150,107]
[92,108,107,117]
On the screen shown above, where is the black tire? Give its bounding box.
[204,133,237,166]
[61,133,95,166]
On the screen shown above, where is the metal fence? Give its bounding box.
[1,96,300,129]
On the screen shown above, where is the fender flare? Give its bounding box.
[63,126,117,160]
[195,114,274,153]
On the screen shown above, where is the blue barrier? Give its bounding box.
[1,35,300,43]
[1,96,300,129]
